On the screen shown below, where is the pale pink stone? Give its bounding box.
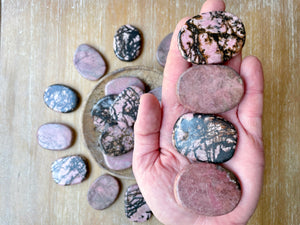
[103,150,133,171]
[105,77,145,95]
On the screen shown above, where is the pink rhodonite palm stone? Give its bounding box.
[178,11,246,64]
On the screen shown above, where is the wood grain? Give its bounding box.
[1,0,299,225]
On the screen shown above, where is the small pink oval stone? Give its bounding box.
[103,150,133,171]
[37,123,73,150]
[174,163,241,216]
[105,76,145,95]
[177,65,244,113]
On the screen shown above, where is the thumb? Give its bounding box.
[133,93,162,177]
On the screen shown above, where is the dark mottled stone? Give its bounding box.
[125,184,152,222]
[174,163,241,216]
[51,155,87,185]
[172,113,237,163]
[178,11,246,64]
[105,76,145,95]
[113,24,142,61]
[37,123,73,150]
[177,65,244,113]
[87,174,120,210]
[110,86,144,128]
[43,84,79,113]
[73,44,107,80]
[156,32,173,67]
[91,95,118,131]
[99,125,134,156]
[149,86,162,104]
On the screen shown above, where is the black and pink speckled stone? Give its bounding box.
[105,76,145,95]
[172,113,237,163]
[156,32,173,67]
[51,155,87,185]
[124,184,152,222]
[174,163,241,216]
[87,174,120,210]
[99,125,134,156]
[178,11,246,64]
[113,25,142,61]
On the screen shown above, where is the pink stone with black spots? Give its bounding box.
[105,76,145,95]
[125,184,152,222]
[99,125,134,156]
[177,65,244,113]
[51,155,87,185]
[87,174,120,210]
[73,44,107,80]
[103,150,133,171]
[174,163,241,216]
[172,113,237,163]
[178,11,246,64]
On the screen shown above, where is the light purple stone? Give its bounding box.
[149,86,162,104]
[156,32,173,67]
[103,150,133,171]
[73,44,106,80]
[37,123,73,150]
[105,76,145,95]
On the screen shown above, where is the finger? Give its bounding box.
[224,52,242,74]
[200,0,225,13]
[133,94,162,174]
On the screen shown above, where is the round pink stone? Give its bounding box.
[105,76,145,95]
[103,150,133,171]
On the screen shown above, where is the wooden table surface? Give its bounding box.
[1,0,299,224]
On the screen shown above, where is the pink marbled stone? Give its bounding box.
[177,65,244,113]
[73,44,106,80]
[174,163,241,216]
[37,123,73,150]
[105,76,145,95]
[103,150,133,171]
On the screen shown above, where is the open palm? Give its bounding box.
[133,1,264,224]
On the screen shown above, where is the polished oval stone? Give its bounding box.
[87,174,120,210]
[113,24,142,61]
[172,113,237,163]
[156,32,173,67]
[103,150,133,171]
[43,84,79,113]
[73,44,107,80]
[149,86,162,104]
[99,125,134,156]
[105,76,145,95]
[110,86,144,128]
[91,95,118,131]
[37,123,73,150]
[174,163,241,216]
[177,65,244,113]
[178,11,246,64]
[125,184,152,222]
[51,155,87,185]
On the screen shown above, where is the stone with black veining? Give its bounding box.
[99,125,134,156]
[51,155,87,185]
[178,11,246,64]
[172,113,237,163]
[174,163,241,216]
[125,184,152,222]
[43,84,79,113]
[37,123,73,150]
[156,32,173,67]
[113,24,142,61]
[91,95,118,131]
[177,65,244,113]
[110,86,144,128]
[103,150,133,171]
[73,44,107,80]
[105,76,145,95]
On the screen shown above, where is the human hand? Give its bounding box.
[133,0,264,224]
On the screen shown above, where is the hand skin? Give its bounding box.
[133,0,264,224]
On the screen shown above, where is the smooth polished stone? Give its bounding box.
[113,24,142,61]
[156,32,173,67]
[125,184,152,222]
[91,95,118,131]
[99,125,134,156]
[51,155,87,185]
[103,150,133,171]
[178,11,246,64]
[43,84,79,113]
[37,123,73,150]
[177,65,244,113]
[110,86,144,128]
[149,86,162,104]
[172,113,237,163]
[174,163,241,216]
[87,174,120,210]
[73,44,106,81]
[105,76,145,95]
